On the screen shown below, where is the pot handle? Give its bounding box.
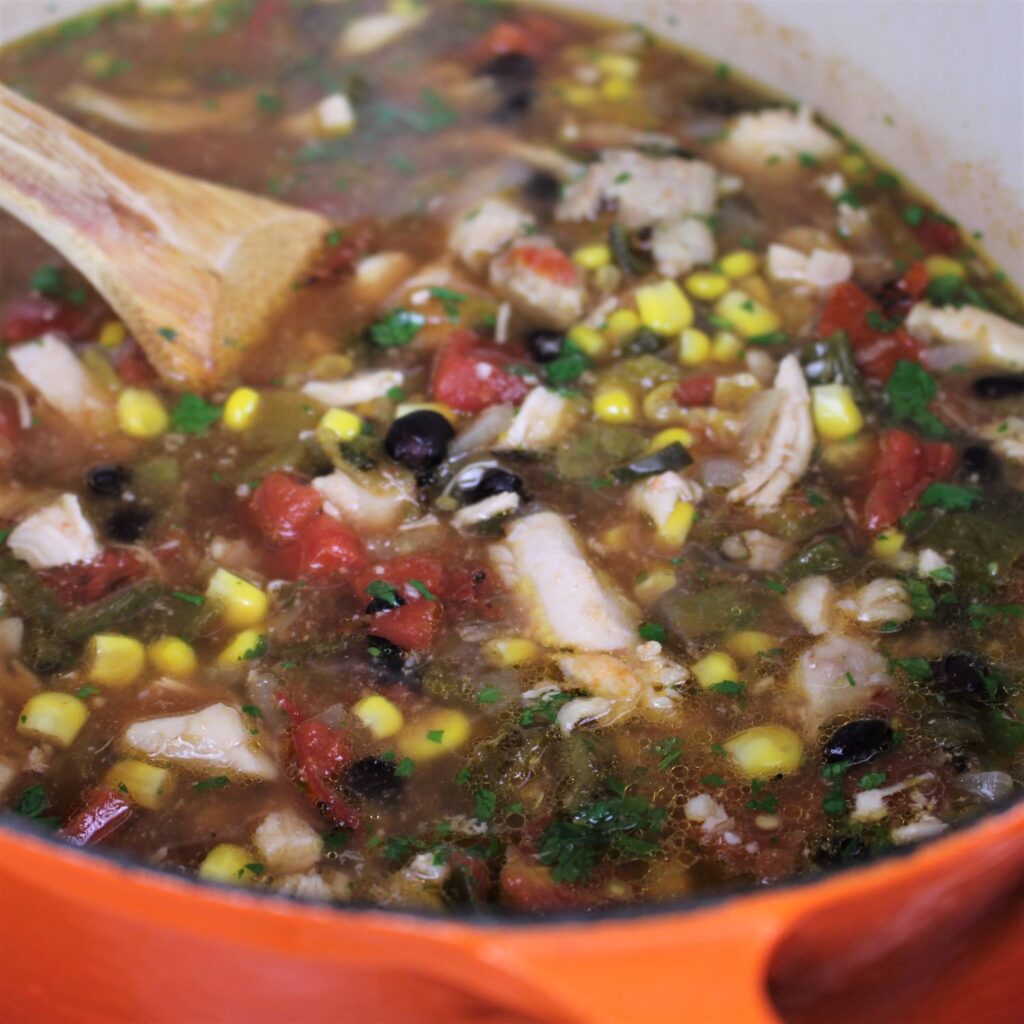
[468,911,789,1024]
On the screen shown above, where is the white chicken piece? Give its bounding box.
[451,492,520,533]
[497,387,578,451]
[7,494,101,570]
[720,529,792,571]
[728,354,814,509]
[917,548,953,580]
[651,217,716,277]
[449,198,535,274]
[488,238,586,330]
[718,105,841,166]
[766,244,852,289]
[253,811,324,874]
[983,416,1024,465]
[122,703,278,780]
[838,578,912,626]
[791,635,894,734]
[353,253,416,305]
[786,576,835,635]
[629,471,704,530]
[851,773,935,823]
[314,467,416,534]
[302,369,404,408]
[336,8,426,56]
[556,653,640,730]
[907,302,1024,369]
[274,871,334,901]
[8,334,109,428]
[684,793,733,834]
[557,150,718,228]
[890,814,949,845]
[490,511,637,651]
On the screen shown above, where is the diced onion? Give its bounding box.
[956,770,1013,803]
[450,404,514,455]
[699,456,744,488]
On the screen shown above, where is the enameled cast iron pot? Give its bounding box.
[1,2,1022,1021]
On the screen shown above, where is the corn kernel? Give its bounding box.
[726,631,777,662]
[217,629,266,665]
[656,500,696,548]
[719,251,759,279]
[147,636,197,678]
[564,84,598,107]
[594,387,638,424]
[395,401,458,426]
[483,637,539,668]
[840,153,868,177]
[116,388,168,439]
[924,255,965,279]
[353,694,404,739]
[596,53,639,79]
[684,272,729,302]
[567,324,606,358]
[397,708,471,760]
[679,327,712,366]
[222,387,261,432]
[87,634,145,688]
[724,725,804,778]
[573,243,612,270]
[18,692,88,747]
[636,280,694,335]
[711,330,744,363]
[605,308,641,343]
[634,570,677,606]
[198,843,257,886]
[206,568,268,629]
[872,530,906,558]
[648,427,695,453]
[98,320,126,349]
[104,759,174,810]
[600,76,633,101]
[319,407,363,441]
[692,651,740,689]
[714,290,781,338]
[599,524,632,551]
[812,384,863,441]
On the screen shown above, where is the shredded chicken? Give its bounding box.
[907,302,1024,368]
[449,198,534,274]
[314,467,416,534]
[488,238,585,329]
[718,105,840,166]
[62,83,255,133]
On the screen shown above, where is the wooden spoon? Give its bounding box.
[0,83,330,392]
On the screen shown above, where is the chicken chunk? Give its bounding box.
[766,244,852,289]
[314,467,416,534]
[122,702,278,780]
[718,106,841,166]
[488,239,586,330]
[497,387,578,451]
[7,493,101,570]
[786,576,835,635]
[253,811,324,874]
[302,370,404,408]
[629,471,704,530]
[449,198,535,274]
[336,8,426,56]
[728,354,813,509]
[490,511,637,651]
[651,217,716,277]
[907,302,1024,369]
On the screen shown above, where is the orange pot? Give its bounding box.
[2,802,1023,1024]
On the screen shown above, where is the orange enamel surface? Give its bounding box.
[2,804,1023,1023]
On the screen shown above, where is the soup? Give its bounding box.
[1,0,1022,914]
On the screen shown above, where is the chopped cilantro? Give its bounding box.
[893,656,933,681]
[519,689,574,727]
[14,785,59,828]
[903,205,926,227]
[428,286,467,320]
[638,622,666,643]
[194,776,230,791]
[408,579,438,601]
[323,828,349,852]
[845,671,857,687]
[365,580,401,607]
[858,772,888,790]
[386,385,406,401]
[920,482,981,510]
[426,729,445,744]
[544,341,590,385]
[885,360,949,440]
[74,684,100,698]
[653,736,683,771]
[474,788,497,822]
[763,579,788,595]
[865,310,900,333]
[904,578,936,619]
[172,590,205,606]
[700,773,726,787]
[369,309,424,347]
[157,326,177,341]
[395,757,416,778]
[241,704,263,719]
[709,680,745,696]
[243,862,265,877]
[798,151,822,168]
[169,393,223,434]
[477,686,503,705]
[242,635,268,660]
[748,330,790,347]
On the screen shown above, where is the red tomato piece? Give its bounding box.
[432,331,532,413]
[674,374,716,407]
[291,718,359,830]
[499,847,601,913]
[915,218,961,255]
[476,15,564,60]
[507,244,578,287]
[61,788,133,847]
[368,599,443,652]
[111,340,156,388]
[863,428,957,532]
[303,222,377,285]
[443,566,501,619]
[355,555,445,602]
[899,261,931,300]
[251,472,323,546]
[272,514,366,584]
[39,549,147,609]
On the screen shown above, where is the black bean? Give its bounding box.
[343,757,405,803]
[87,464,130,498]
[459,467,524,505]
[105,505,152,543]
[526,328,564,363]
[385,411,454,471]
[476,52,538,84]
[929,654,991,705]
[491,87,535,122]
[823,719,893,766]
[367,635,405,674]
[521,170,562,207]
[691,91,751,117]
[811,834,871,868]
[961,444,1000,482]
[972,374,1024,400]
[366,593,406,616]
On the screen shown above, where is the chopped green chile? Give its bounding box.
[0,0,1022,915]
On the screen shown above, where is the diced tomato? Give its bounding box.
[111,340,156,388]
[61,788,133,847]
[507,244,578,287]
[444,566,501,619]
[303,222,377,286]
[432,330,532,413]
[863,428,957,532]
[355,555,445,603]
[272,513,366,584]
[674,374,716,407]
[39,549,147,608]
[251,472,323,546]
[368,599,443,652]
[291,718,359,829]
[476,15,564,61]
[818,281,922,382]
[915,217,961,255]
[499,847,600,913]
[899,261,931,300]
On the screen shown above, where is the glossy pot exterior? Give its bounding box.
[1,2,1023,1022]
